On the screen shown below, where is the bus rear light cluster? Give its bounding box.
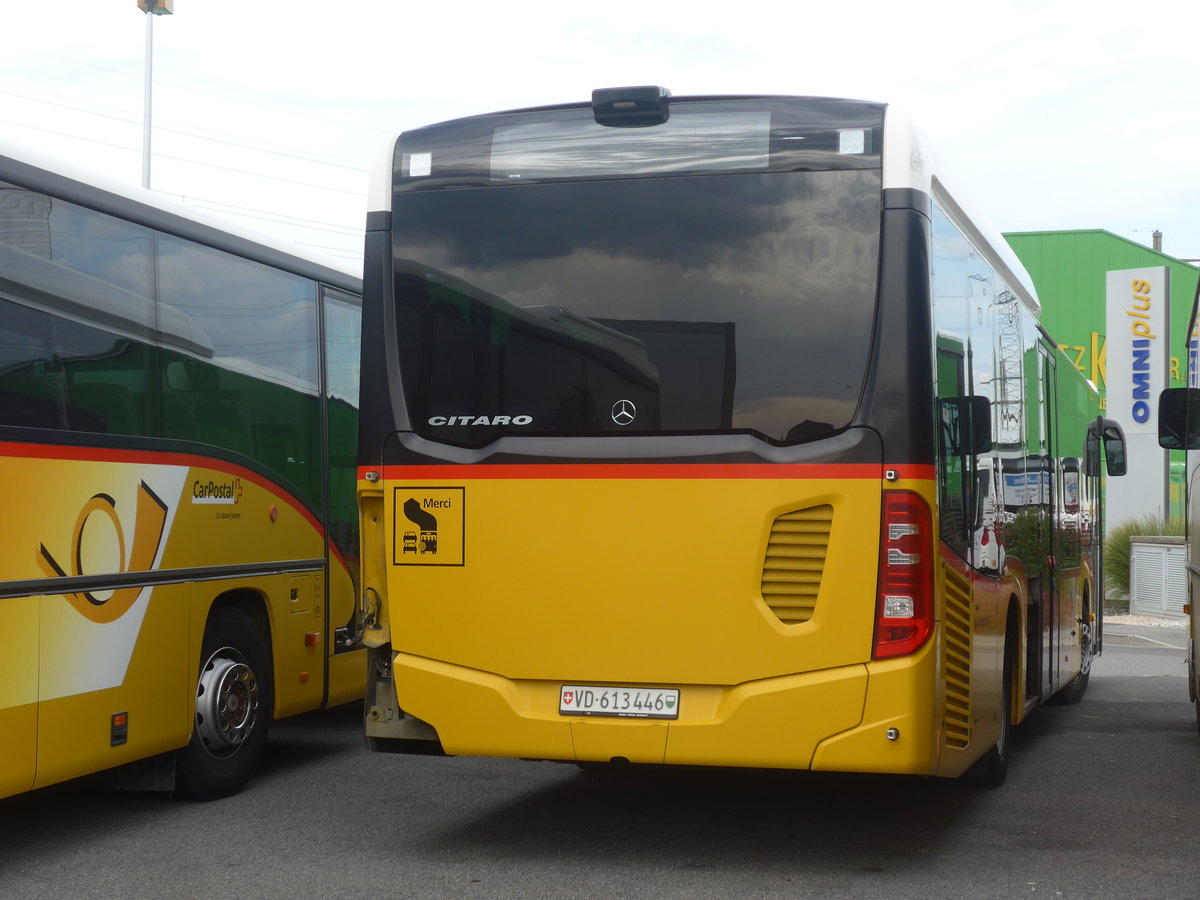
[873,491,934,659]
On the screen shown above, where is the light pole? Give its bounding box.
[137,0,174,189]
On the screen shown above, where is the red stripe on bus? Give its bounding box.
[363,463,936,481]
[1,440,327,537]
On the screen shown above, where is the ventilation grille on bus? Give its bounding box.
[942,565,973,750]
[759,505,833,625]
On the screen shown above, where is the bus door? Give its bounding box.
[1038,346,1060,700]
[320,287,365,706]
[1021,347,1057,704]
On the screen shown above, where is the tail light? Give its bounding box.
[873,490,935,659]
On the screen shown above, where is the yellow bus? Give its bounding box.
[357,88,1126,784]
[0,139,364,799]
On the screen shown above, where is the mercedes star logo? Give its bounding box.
[611,399,637,426]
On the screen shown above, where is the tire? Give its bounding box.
[176,607,273,800]
[1191,642,1200,738]
[1053,602,1093,705]
[1054,669,1090,705]
[969,636,1012,787]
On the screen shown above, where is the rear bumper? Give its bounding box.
[392,641,939,775]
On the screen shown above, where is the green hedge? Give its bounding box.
[1103,515,1185,606]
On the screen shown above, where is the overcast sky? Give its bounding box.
[3,0,1198,270]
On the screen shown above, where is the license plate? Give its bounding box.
[559,685,679,719]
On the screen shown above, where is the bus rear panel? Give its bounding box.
[358,90,1111,780]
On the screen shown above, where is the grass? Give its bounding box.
[1103,514,1185,610]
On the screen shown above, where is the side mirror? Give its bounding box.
[1086,417,1127,477]
[1158,387,1200,450]
[1105,428,1127,477]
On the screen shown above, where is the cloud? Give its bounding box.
[3,0,1200,263]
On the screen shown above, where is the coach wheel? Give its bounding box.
[196,648,257,753]
[176,607,273,800]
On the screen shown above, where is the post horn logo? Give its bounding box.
[37,481,169,624]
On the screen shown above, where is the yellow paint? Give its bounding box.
[379,473,998,773]
[0,703,37,797]
[811,643,938,775]
[0,448,361,799]
[387,476,885,686]
[35,582,188,789]
[1092,331,1106,388]
[0,595,39,796]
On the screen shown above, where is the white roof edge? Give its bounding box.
[881,105,1040,317]
[367,136,399,215]
[881,104,935,196]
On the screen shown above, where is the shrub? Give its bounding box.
[1103,514,1185,607]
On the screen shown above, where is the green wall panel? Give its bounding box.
[1005,230,1199,394]
[1005,230,1199,518]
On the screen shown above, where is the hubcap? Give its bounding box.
[1079,621,1093,676]
[195,647,259,758]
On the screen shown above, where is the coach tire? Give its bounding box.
[176,607,273,800]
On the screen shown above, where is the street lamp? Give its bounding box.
[137,0,174,189]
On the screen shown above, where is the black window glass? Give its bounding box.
[0,296,152,435]
[0,182,155,338]
[156,235,319,385]
[324,289,362,561]
[0,299,67,429]
[157,235,321,502]
[393,169,881,445]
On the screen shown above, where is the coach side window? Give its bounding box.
[156,235,321,504]
[0,185,155,436]
[0,182,155,320]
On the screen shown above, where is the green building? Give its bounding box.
[1005,229,1200,518]
[1005,230,1199,394]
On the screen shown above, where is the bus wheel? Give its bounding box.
[1055,669,1090,705]
[1054,608,1093,705]
[176,607,273,800]
[1188,641,1200,738]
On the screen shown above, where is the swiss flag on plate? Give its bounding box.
[562,690,574,706]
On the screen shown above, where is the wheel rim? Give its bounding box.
[1078,620,1093,677]
[195,646,259,759]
